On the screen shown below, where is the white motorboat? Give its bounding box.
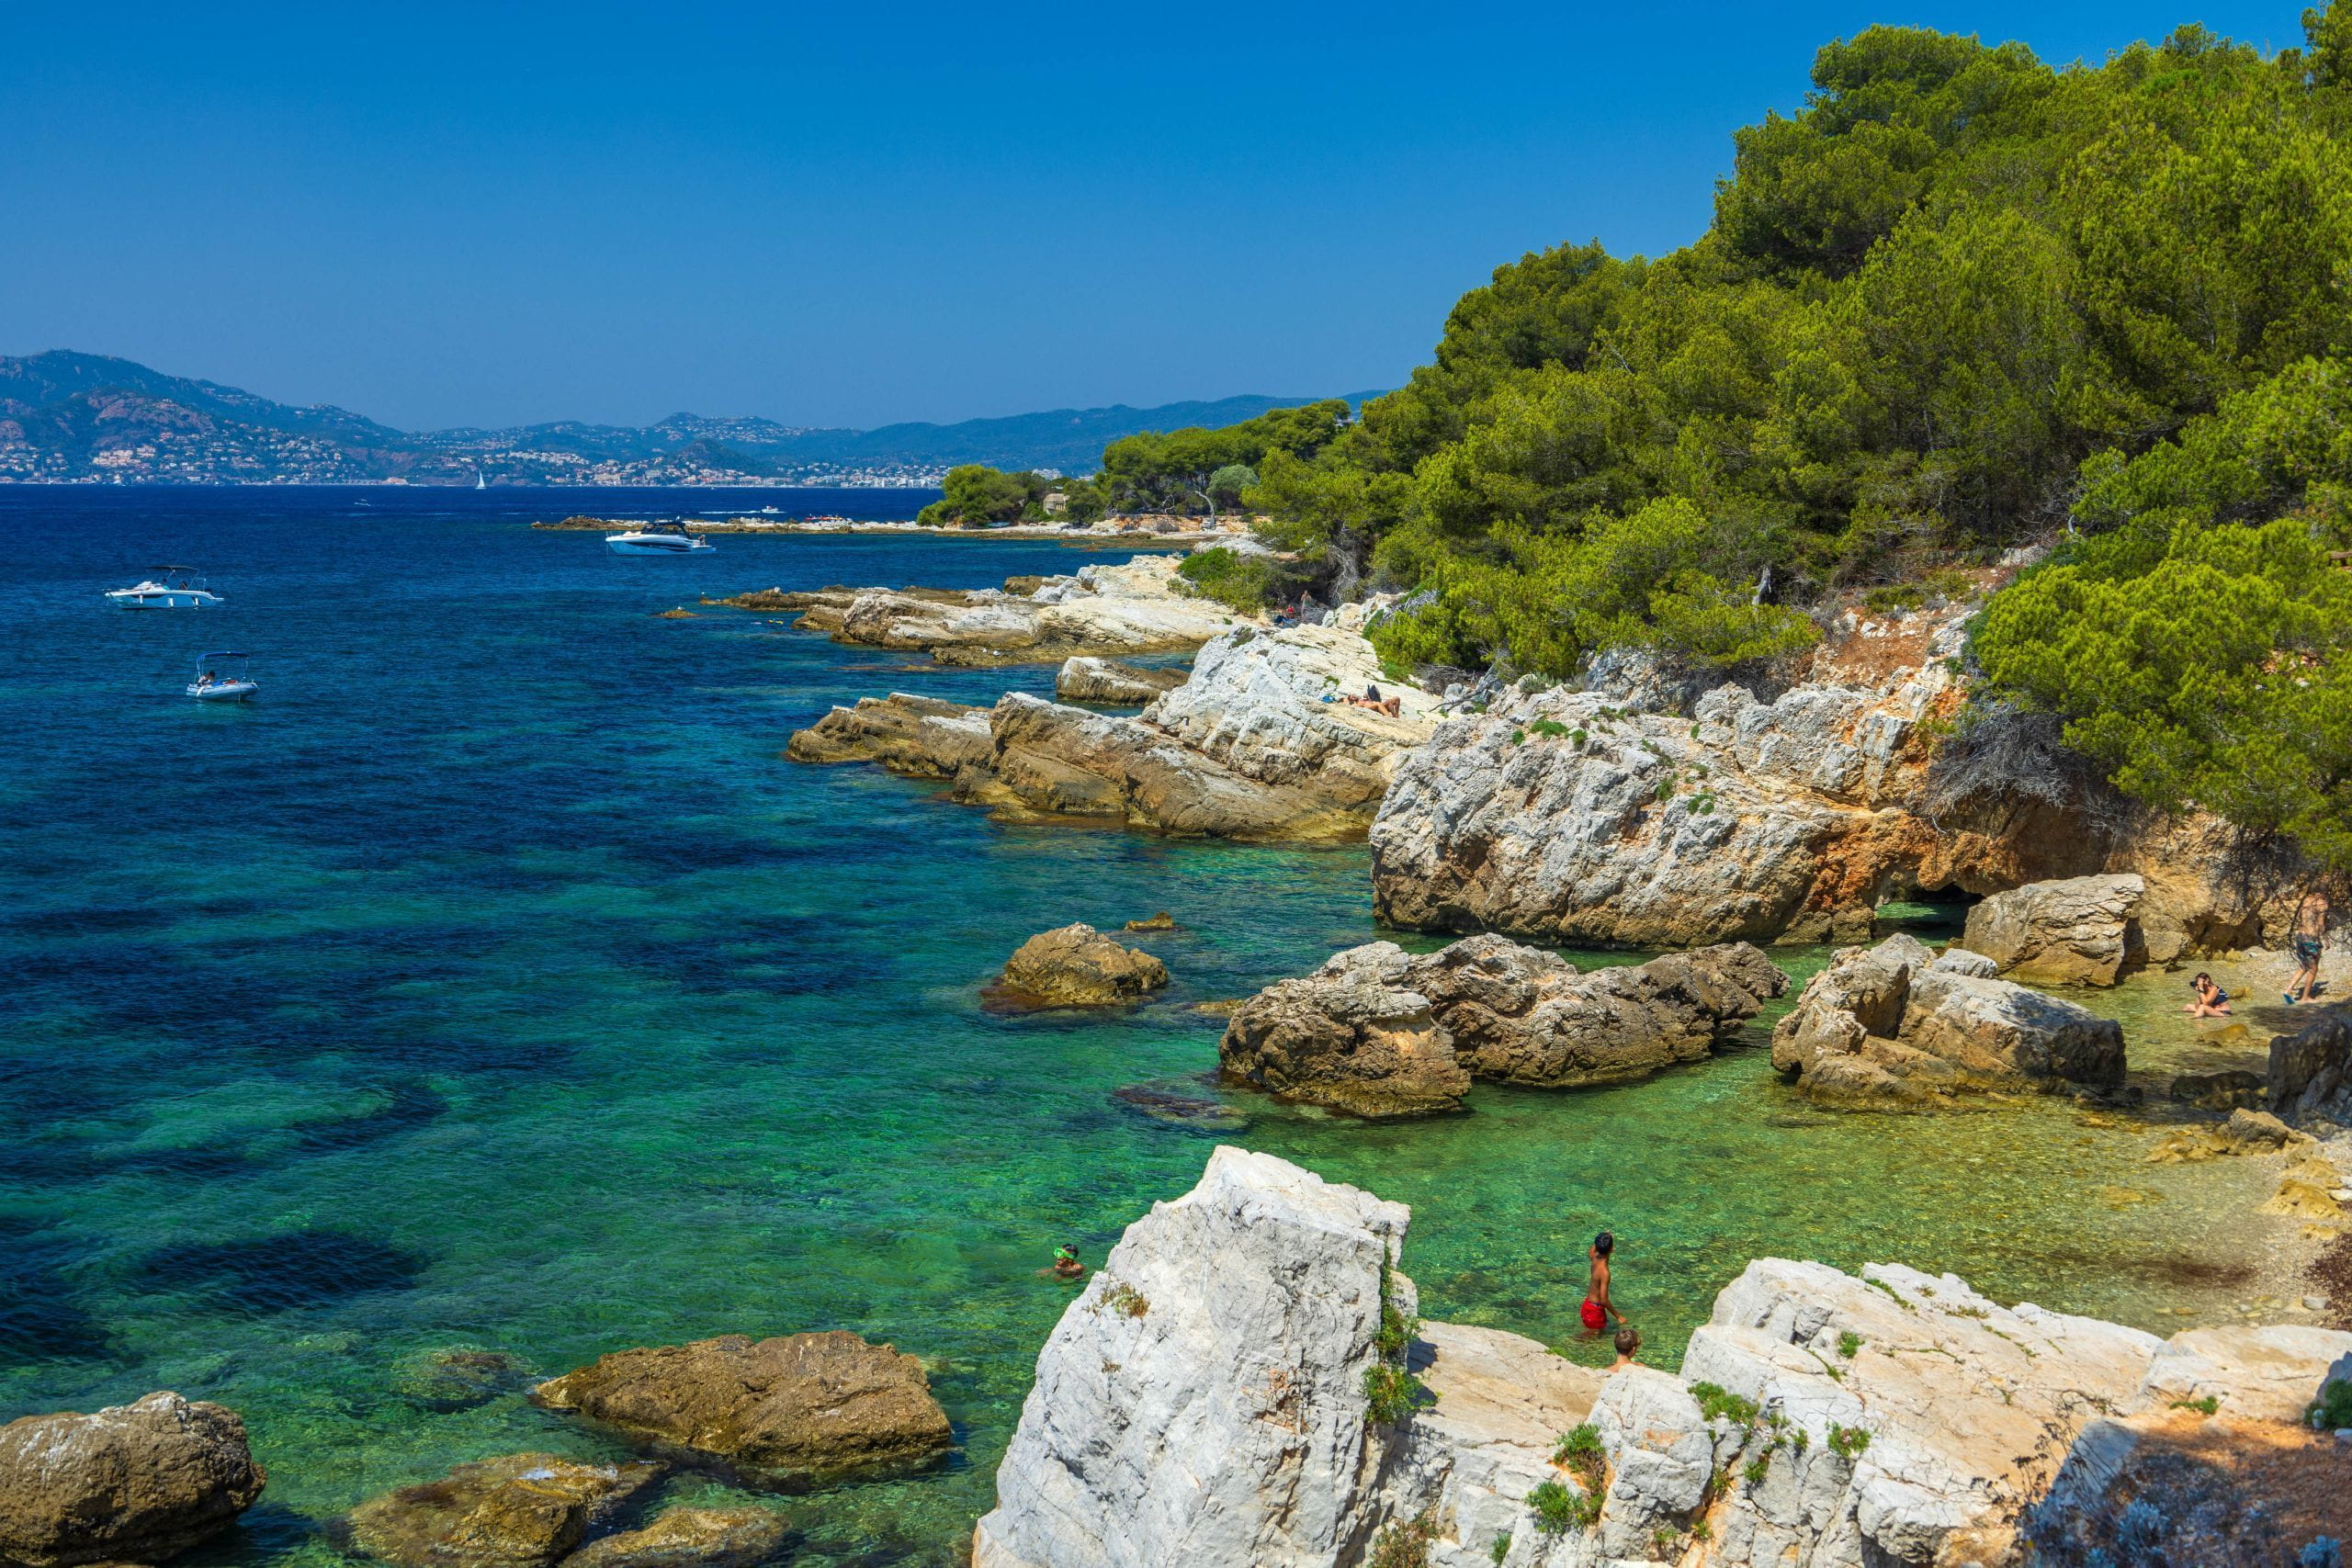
[107,566,223,609]
[187,651,258,703]
[605,521,714,555]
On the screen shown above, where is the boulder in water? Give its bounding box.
[1217,945,1470,1117]
[345,1452,661,1568]
[559,1506,789,1568]
[1773,932,2125,1102]
[0,1393,266,1568]
[1962,873,2148,986]
[531,1331,952,1484]
[390,1347,529,1412]
[995,923,1169,1007]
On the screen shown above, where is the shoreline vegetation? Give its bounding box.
[530,511,1248,545]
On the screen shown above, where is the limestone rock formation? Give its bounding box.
[345,1453,662,1568]
[1216,945,1472,1117]
[1218,937,1786,1115]
[971,1145,1410,1568]
[754,557,1237,666]
[1681,1259,2167,1568]
[977,1146,2325,1568]
[558,1507,789,1568]
[1370,614,1979,946]
[1054,656,1187,705]
[1962,873,2148,985]
[0,1393,266,1568]
[531,1332,951,1484]
[1369,604,2291,957]
[2270,1008,2352,1124]
[996,923,1169,1007]
[790,624,1435,841]
[1773,933,2125,1101]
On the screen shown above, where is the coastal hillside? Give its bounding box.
[0,350,1382,486]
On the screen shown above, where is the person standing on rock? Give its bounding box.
[2286,891,2331,1005]
[1580,1231,1620,1338]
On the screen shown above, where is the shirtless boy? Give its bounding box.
[1580,1231,1620,1337]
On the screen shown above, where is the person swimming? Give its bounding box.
[1050,1244,1084,1280]
[1580,1231,1620,1337]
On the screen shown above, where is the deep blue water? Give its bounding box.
[0,487,2274,1565]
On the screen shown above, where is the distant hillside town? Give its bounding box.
[0,352,1382,487]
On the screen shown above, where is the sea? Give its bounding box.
[0,486,2279,1563]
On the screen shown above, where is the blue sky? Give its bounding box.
[0,2,2312,431]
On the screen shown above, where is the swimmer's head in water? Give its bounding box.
[1593,1230,1614,1258]
[1614,1327,1640,1356]
[1055,1245,1080,1263]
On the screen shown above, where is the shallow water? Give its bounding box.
[0,489,2282,1564]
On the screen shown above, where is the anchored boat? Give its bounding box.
[187,651,258,703]
[107,567,223,609]
[605,521,714,555]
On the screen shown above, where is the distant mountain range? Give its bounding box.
[0,351,1385,488]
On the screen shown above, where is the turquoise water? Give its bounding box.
[0,490,2278,1564]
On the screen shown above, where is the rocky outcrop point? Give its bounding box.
[995,923,1169,1007]
[791,624,1436,841]
[532,1331,952,1484]
[0,1393,266,1568]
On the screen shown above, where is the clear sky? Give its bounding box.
[0,2,2311,432]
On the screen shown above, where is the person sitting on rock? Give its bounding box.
[1343,683,1403,718]
[1580,1231,1620,1338]
[2184,972,2231,1018]
[1609,1325,1641,1371]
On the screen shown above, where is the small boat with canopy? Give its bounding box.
[107,567,223,609]
[605,521,714,555]
[187,652,258,703]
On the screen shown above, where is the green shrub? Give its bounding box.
[1827,1423,1871,1459]
[1529,717,1572,739]
[1099,1283,1148,1318]
[1552,1423,1607,1493]
[1174,547,1290,614]
[1743,1453,1770,1486]
[1375,1263,1419,1360]
[1364,1362,1434,1426]
[2311,1378,2352,1429]
[1489,1531,1512,1565]
[2170,1394,2220,1416]
[1838,1330,1863,1359]
[1570,728,1588,747]
[1525,1478,1600,1536]
[1511,728,1527,745]
[1690,1382,1761,1427]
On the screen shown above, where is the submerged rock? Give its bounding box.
[390,1347,529,1411]
[1962,873,2148,986]
[1217,935,1786,1115]
[996,923,1170,1007]
[531,1332,951,1484]
[1122,911,1177,931]
[345,1452,662,1568]
[558,1506,789,1568]
[1110,1079,1249,1132]
[0,1393,267,1568]
[1055,656,1187,705]
[1772,933,2125,1102]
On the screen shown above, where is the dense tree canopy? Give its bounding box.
[1096,400,1351,517]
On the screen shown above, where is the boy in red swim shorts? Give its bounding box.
[1580,1230,1619,1337]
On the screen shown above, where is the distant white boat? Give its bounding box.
[605,522,714,555]
[187,651,257,702]
[475,468,488,491]
[107,567,222,609]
